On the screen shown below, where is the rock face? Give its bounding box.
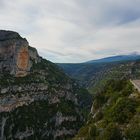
[0,30,91,140]
[0,30,40,77]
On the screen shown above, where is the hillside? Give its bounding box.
[74,79,140,140]
[0,30,92,140]
[58,60,140,93]
[58,54,140,140]
[86,54,140,64]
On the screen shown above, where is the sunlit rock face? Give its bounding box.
[16,47,29,77]
[0,30,40,77]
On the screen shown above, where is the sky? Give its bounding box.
[0,0,140,63]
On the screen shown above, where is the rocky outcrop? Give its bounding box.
[0,30,91,140]
[0,30,40,77]
[0,77,84,139]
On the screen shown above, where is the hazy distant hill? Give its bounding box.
[86,54,140,63]
[58,55,140,94]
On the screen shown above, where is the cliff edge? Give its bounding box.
[0,30,40,77]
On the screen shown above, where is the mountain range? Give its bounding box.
[0,30,140,140]
[86,54,140,63]
[58,54,140,93]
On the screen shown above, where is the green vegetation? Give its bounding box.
[0,59,70,86]
[125,115,140,140]
[0,58,92,140]
[58,60,140,94]
[74,79,140,140]
[2,101,57,140]
[97,123,123,140]
[32,59,70,84]
[106,97,137,123]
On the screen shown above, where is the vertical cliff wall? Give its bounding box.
[0,30,91,140]
[0,30,40,77]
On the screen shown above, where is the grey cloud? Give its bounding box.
[0,0,140,63]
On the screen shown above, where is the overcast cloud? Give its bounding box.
[0,0,140,63]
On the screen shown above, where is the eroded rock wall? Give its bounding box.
[0,30,40,77]
[0,30,90,140]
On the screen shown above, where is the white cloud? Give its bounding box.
[0,0,140,63]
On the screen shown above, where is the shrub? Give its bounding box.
[125,115,140,140]
[88,124,97,140]
[98,123,123,140]
[121,81,133,96]
[126,125,140,140]
[107,97,137,123]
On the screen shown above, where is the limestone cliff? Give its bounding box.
[0,30,92,140]
[0,30,40,77]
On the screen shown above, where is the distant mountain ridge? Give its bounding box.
[58,54,140,93]
[85,54,140,64]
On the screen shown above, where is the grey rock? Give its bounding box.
[0,30,40,77]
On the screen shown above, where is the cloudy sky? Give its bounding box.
[0,0,140,63]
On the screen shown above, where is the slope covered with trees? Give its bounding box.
[58,60,140,94]
[74,79,140,140]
